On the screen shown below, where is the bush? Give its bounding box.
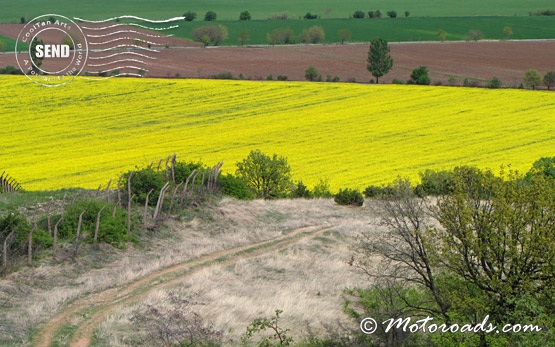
[291,180,312,198]
[193,25,228,46]
[239,11,251,20]
[303,12,318,20]
[530,9,555,16]
[277,75,288,81]
[204,11,217,21]
[57,199,131,247]
[414,169,454,197]
[487,76,502,89]
[300,26,325,44]
[325,75,341,82]
[219,173,254,200]
[408,66,430,85]
[334,188,364,206]
[386,10,397,18]
[391,78,404,84]
[404,11,410,18]
[311,179,333,198]
[183,11,196,21]
[123,167,166,205]
[267,28,295,45]
[352,11,365,19]
[0,65,23,75]
[0,212,31,255]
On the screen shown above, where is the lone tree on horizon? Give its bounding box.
[367,38,393,83]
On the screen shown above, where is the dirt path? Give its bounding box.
[33,225,331,347]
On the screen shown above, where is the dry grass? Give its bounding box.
[0,198,379,346]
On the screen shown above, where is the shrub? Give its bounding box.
[300,26,325,44]
[408,66,430,85]
[334,188,364,206]
[57,199,131,247]
[0,65,23,75]
[313,179,333,198]
[204,11,217,21]
[183,11,196,21]
[218,173,254,200]
[325,75,341,82]
[277,75,288,81]
[266,74,273,80]
[530,9,555,16]
[363,185,383,198]
[303,12,318,20]
[386,10,397,18]
[0,212,31,255]
[392,78,404,84]
[375,10,382,18]
[414,169,454,196]
[267,28,295,45]
[352,11,365,19]
[487,76,502,89]
[239,11,251,20]
[404,11,410,18]
[123,167,166,205]
[193,25,228,46]
[173,161,204,183]
[291,180,313,198]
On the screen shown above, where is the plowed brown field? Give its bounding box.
[2,24,553,86]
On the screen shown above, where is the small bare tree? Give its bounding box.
[130,290,222,347]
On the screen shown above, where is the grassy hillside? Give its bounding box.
[167,16,555,45]
[1,76,554,191]
[2,0,555,22]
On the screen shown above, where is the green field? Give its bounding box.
[166,16,555,45]
[2,0,555,22]
[0,35,22,52]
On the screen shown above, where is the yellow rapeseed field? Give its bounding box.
[1,75,554,191]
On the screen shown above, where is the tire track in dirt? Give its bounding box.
[33,225,331,347]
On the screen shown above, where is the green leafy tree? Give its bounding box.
[338,28,352,44]
[404,11,410,18]
[352,10,365,19]
[300,25,325,44]
[543,70,555,90]
[204,11,217,21]
[239,10,251,20]
[524,68,542,89]
[183,11,196,21]
[437,28,447,41]
[355,168,555,346]
[367,38,393,84]
[30,37,44,70]
[503,25,513,39]
[304,66,320,81]
[267,28,295,45]
[192,25,228,46]
[238,29,250,46]
[236,150,292,199]
[386,10,397,18]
